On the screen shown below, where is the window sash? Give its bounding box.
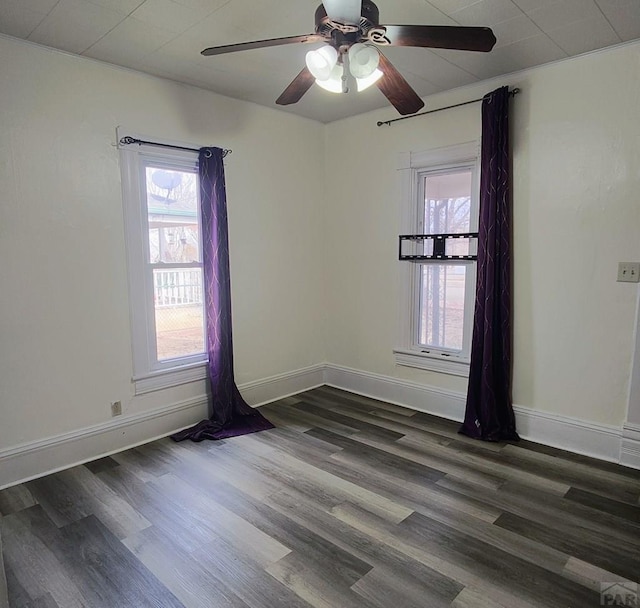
[139,155,205,370]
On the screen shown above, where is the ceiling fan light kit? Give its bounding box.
[201,0,497,115]
[307,42,381,93]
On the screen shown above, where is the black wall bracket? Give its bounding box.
[399,233,478,261]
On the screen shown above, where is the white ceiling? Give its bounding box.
[2,0,639,123]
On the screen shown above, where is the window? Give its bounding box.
[120,133,207,393]
[395,143,479,376]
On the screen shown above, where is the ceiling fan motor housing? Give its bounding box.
[314,0,380,42]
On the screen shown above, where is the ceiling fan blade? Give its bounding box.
[322,0,362,25]
[276,67,316,105]
[375,53,424,115]
[202,34,324,56]
[379,25,496,52]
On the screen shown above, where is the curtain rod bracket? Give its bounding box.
[376,87,520,127]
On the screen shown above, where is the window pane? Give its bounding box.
[146,167,200,263]
[418,264,466,351]
[153,268,205,361]
[447,236,473,257]
[423,170,472,235]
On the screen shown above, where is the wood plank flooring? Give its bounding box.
[1,386,639,607]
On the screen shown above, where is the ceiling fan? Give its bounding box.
[201,0,496,115]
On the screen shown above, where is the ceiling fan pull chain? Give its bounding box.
[341,52,350,94]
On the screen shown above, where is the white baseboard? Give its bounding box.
[239,364,325,407]
[0,395,209,490]
[0,364,326,490]
[1,362,635,489]
[324,364,466,421]
[324,363,628,467]
[512,404,622,463]
[620,423,640,469]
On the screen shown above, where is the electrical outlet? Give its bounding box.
[111,401,122,416]
[617,262,640,283]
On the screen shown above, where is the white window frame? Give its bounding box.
[119,130,208,394]
[394,142,480,377]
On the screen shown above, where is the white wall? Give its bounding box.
[0,36,326,476]
[324,41,640,429]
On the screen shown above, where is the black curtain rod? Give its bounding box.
[119,136,232,158]
[376,88,520,127]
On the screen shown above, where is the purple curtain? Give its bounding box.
[459,86,519,441]
[171,148,274,442]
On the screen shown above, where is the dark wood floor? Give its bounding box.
[1,386,639,607]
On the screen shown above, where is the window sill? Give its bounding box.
[133,361,208,395]
[393,349,470,377]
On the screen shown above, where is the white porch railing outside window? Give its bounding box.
[153,269,203,307]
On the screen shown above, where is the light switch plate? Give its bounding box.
[617,262,640,283]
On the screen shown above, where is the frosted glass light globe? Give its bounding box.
[315,64,344,93]
[305,45,338,81]
[348,43,380,79]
